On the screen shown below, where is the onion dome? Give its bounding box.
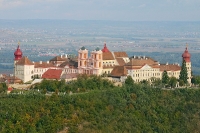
[80,46,86,50]
[102,42,110,52]
[14,43,22,60]
[182,46,191,62]
[95,47,100,51]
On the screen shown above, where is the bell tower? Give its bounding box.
[91,47,103,75]
[182,44,191,83]
[14,42,23,83]
[78,46,88,74]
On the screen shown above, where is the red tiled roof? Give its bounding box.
[102,43,110,52]
[160,64,181,71]
[126,57,158,66]
[114,52,128,58]
[103,52,115,60]
[34,62,55,68]
[16,57,34,65]
[7,87,13,91]
[42,69,62,80]
[110,66,128,77]
[59,60,78,68]
[14,44,22,60]
[182,47,191,62]
[4,75,22,84]
[116,58,126,66]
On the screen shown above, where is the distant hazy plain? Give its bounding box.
[0,20,200,74]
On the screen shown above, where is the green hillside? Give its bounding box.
[0,80,200,132]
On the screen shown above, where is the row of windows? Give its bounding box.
[168,72,180,76]
[135,78,153,82]
[79,53,102,60]
[132,69,159,73]
[133,73,160,77]
[91,54,102,60]
[103,61,115,64]
[187,67,191,70]
[79,53,87,59]
[16,70,33,75]
[80,61,101,68]
[35,69,46,73]
[64,69,77,73]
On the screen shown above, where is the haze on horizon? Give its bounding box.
[0,0,200,21]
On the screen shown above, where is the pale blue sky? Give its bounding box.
[0,0,200,21]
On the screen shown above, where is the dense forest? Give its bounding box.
[0,76,200,132]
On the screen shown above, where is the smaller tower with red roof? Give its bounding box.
[182,44,192,83]
[14,42,23,61]
[14,42,23,83]
[102,42,110,52]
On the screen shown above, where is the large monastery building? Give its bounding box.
[13,42,192,84]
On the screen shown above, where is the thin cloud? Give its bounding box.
[0,0,63,9]
[0,0,26,10]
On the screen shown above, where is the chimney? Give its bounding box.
[60,55,63,58]
[47,61,49,64]
[40,61,42,64]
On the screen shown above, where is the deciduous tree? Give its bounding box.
[125,76,134,86]
[169,77,177,88]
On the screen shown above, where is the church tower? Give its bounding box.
[182,45,191,83]
[14,42,23,79]
[78,46,88,74]
[90,47,103,75]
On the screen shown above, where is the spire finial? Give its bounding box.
[186,43,188,50]
[104,41,106,47]
[18,41,20,45]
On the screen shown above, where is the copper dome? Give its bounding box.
[182,47,191,62]
[14,45,22,60]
